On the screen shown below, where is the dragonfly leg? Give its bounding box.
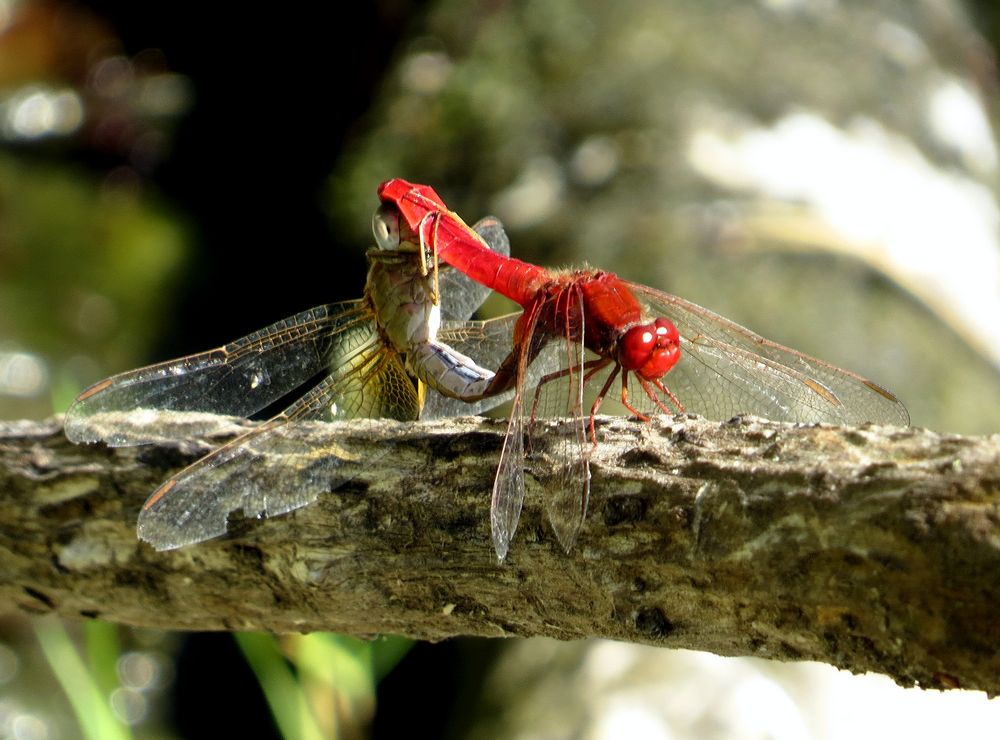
[416,212,443,304]
[644,377,685,414]
[617,372,653,422]
[428,248,441,307]
[529,358,611,424]
[589,364,621,446]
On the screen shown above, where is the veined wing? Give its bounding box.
[487,304,544,561]
[536,288,590,555]
[64,301,372,446]
[627,282,909,425]
[450,295,590,560]
[64,212,512,446]
[137,319,419,550]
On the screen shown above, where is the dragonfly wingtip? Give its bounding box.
[493,542,509,563]
[135,530,175,552]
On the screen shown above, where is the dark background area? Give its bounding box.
[76,2,420,357]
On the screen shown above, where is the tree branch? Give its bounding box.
[2,414,998,694]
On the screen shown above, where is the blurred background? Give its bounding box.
[2,0,1000,737]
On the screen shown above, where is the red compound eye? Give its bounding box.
[618,318,681,380]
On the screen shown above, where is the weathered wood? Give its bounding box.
[1,414,998,694]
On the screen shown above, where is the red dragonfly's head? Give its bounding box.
[618,318,681,380]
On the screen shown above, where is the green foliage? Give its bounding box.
[0,153,189,416]
[235,632,413,739]
[34,618,131,740]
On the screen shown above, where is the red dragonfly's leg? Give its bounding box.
[643,378,684,414]
[647,377,686,414]
[616,374,653,422]
[525,358,609,454]
[616,374,686,418]
[529,358,611,424]
[588,364,622,445]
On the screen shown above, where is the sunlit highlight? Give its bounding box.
[0,350,48,398]
[2,87,84,140]
[687,108,1000,369]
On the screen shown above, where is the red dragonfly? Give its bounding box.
[65,204,513,550]
[378,178,909,561]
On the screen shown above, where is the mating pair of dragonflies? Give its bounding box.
[65,179,909,561]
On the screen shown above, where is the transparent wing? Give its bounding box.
[433,303,591,556]
[485,299,591,560]
[437,216,510,322]
[65,214,510,446]
[64,301,372,445]
[486,305,547,561]
[626,282,910,425]
[538,290,591,555]
[490,389,526,562]
[72,213,516,550]
[137,324,419,550]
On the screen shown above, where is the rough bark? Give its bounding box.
[1,414,998,694]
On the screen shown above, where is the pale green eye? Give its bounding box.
[372,204,401,250]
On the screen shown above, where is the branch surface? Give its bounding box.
[1,414,998,694]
